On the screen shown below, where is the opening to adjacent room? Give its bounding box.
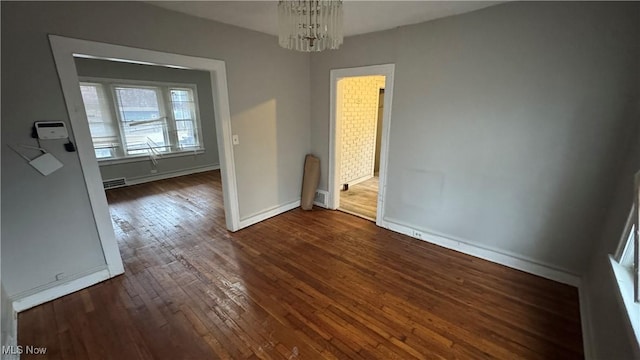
[72,56,227,253]
[336,77,385,221]
[49,35,239,282]
[329,64,395,226]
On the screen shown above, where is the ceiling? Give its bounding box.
[148,1,503,37]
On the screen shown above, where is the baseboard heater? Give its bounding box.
[313,191,328,208]
[102,177,126,189]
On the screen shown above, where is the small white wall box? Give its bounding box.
[10,145,64,176]
[35,121,69,139]
[30,153,63,176]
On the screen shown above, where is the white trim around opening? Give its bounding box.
[328,64,395,228]
[48,36,241,283]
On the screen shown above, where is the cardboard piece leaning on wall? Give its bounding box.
[301,154,320,211]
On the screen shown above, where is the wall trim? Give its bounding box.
[9,311,17,360]
[2,310,18,360]
[11,267,110,313]
[608,255,640,359]
[578,283,596,360]
[380,218,581,287]
[329,64,395,224]
[238,200,301,229]
[96,150,206,167]
[124,164,220,186]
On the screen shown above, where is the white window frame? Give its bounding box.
[610,171,640,350]
[79,76,205,164]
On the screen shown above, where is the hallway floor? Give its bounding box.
[339,176,378,220]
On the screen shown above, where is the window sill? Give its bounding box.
[608,255,640,350]
[97,149,205,166]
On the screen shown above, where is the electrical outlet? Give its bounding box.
[412,230,423,239]
[232,134,240,145]
[55,272,65,281]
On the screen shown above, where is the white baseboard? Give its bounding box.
[238,200,301,229]
[2,322,19,360]
[1,309,18,360]
[125,164,220,187]
[578,283,596,360]
[11,267,111,313]
[10,311,17,360]
[380,218,581,287]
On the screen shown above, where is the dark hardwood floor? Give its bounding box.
[18,171,584,359]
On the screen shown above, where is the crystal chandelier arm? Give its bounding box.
[278,0,343,52]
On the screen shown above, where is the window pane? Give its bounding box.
[116,87,161,121]
[114,87,169,154]
[94,148,113,159]
[171,90,192,120]
[176,120,196,148]
[170,89,199,149]
[79,83,117,158]
[623,224,636,269]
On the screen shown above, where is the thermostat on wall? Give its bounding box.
[35,121,69,139]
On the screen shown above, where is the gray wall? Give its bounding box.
[311,1,640,276]
[74,58,219,181]
[1,1,310,298]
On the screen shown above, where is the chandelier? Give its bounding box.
[278,0,344,52]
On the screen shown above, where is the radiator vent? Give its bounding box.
[313,190,328,208]
[103,177,126,189]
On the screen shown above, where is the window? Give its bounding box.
[615,173,640,302]
[79,83,118,159]
[79,78,203,161]
[619,220,636,271]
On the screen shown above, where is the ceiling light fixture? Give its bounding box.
[278,0,343,52]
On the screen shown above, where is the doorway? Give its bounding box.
[336,80,385,221]
[329,65,395,226]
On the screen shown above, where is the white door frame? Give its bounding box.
[49,35,241,277]
[328,64,395,226]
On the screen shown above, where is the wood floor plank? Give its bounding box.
[18,171,583,359]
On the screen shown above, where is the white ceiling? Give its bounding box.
[148,1,503,37]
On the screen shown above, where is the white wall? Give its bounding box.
[339,76,385,184]
[311,1,640,276]
[1,1,310,298]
